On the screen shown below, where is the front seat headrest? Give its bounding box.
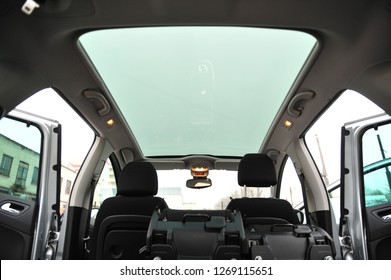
[117,162,158,196]
[238,153,277,187]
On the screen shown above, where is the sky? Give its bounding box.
[16,88,94,165]
[305,90,385,184]
[0,116,42,153]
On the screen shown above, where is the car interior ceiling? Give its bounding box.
[1,1,390,149]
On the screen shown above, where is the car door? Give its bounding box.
[341,113,391,260]
[0,109,61,259]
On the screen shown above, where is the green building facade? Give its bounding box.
[0,134,40,200]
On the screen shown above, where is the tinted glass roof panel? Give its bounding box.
[80,27,316,157]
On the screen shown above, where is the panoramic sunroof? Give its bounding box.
[79,27,316,157]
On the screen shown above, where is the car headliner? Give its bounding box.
[1,0,391,170]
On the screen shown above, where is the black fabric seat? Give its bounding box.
[226,153,299,224]
[226,197,299,224]
[90,161,168,259]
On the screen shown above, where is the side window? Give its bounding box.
[89,159,117,229]
[361,122,391,207]
[92,159,116,209]
[305,90,384,217]
[279,157,303,209]
[328,183,341,223]
[306,90,384,187]
[0,117,42,201]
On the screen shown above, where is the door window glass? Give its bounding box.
[17,88,94,213]
[0,117,41,201]
[361,122,391,207]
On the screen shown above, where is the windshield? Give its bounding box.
[79,26,316,157]
[157,169,271,210]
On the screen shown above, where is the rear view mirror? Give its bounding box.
[186,178,212,189]
[186,166,212,189]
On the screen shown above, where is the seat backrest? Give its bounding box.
[146,208,247,259]
[90,161,168,259]
[226,197,299,224]
[226,153,299,224]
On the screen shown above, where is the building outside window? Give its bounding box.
[65,180,72,195]
[0,154,13,177]
[15,161,29,188]
[31,167,39,185]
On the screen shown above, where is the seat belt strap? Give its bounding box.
[298,172,313,224]
[82,176,98,257]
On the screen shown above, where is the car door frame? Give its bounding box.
[341,113,391,260]
[0,109,61,259]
